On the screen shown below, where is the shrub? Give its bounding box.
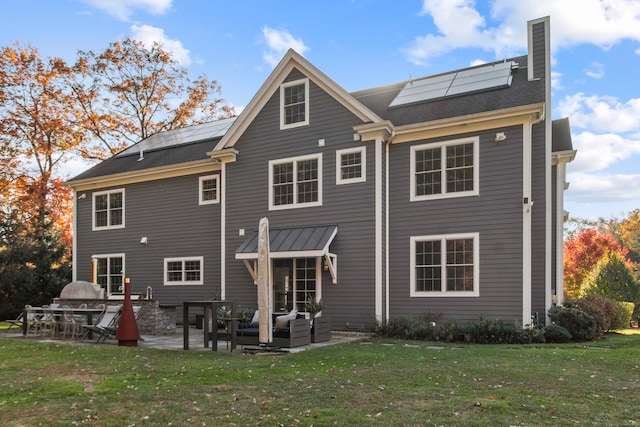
[582,253,639,302]
[373,316,545,344]
[544,324,572,343]
[611,301,634,329]
[568,295,617,335]
[548,305,598,341]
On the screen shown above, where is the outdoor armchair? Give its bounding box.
[80,305,121,342]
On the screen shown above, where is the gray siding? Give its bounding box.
[76,173,221,306]
[387,126,525,323]
[531,21,547,81]
[224,69,377,330]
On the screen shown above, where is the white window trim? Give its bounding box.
[92,188,125,231]
[280,78,309,130]
[410,136,479,202]
[92,253,125,295]
[410,233,480,297]
[164,256,204,286]
[336,146,366,185]
[199,175,220,205]
[269,153,323,211]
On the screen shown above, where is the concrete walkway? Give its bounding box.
[4,328,369,354]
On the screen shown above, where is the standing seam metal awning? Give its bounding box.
[235,225,338,284]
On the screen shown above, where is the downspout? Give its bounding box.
[375,136,384,321]
[385,138,390,323]
[555,160,567,306]
[523,107,545,327]
[220,162,226,300]
[72,191,78,282]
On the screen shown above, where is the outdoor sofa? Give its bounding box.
[310,314,331,343]
[236,311,311,348]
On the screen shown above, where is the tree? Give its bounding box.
[0,43,77,245]
[582,253,639,303]
[0,207,71,319]
[619,209,640,266]
[70,38,236,160]
[1,39,235,314]
[563,229,632,300]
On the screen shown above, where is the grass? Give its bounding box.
[0,326,639,426]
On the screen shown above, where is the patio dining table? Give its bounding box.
[22,306,105,336]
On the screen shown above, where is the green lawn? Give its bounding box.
[1,329,639,426]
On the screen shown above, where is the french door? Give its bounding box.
[272,258,317,313]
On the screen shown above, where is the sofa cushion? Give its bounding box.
[275,309,298,329]
[251,310,260,325]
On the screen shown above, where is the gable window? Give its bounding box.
[280,78,309,129]
[410,137,479,201]
[336,147,366,184]
[93,189,124,230]
[164,257,204,285]
[94,254,124,295]
[199,175,219,205]
[269,154,322,210]
[410,233,479,297]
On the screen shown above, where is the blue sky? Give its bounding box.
[3,0,640,222]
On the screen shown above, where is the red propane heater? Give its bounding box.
[115,277,140,346]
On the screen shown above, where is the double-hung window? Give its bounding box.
[336,147,366,184]
[93,189,124,230]
[164,257,204,285]
[199,175,219,205]
[269,154,322,210]
[280,78,309,129]
[410,233,479,297]
[410,137,479,201]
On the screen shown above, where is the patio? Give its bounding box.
[4,326,368,353]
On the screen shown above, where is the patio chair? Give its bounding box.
[4,312,24,332]
[98,305,142,343]
[24,305,43,335]
[73,303,88,322]
[40,305,58,337]
[60,305,80,339]
[80,305,121,342]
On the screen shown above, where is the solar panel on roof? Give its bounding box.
[389,61,517,107]
[117,117,236,157]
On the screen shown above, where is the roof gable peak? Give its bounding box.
[215,49,382,151]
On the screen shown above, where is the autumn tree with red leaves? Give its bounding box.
[563,228,633,300]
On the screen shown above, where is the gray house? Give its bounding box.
[67,17,575,330]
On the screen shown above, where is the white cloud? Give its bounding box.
[557,93,640,134]
[584,62,605,79]
[81,0,172,21]
[567,131,640,172]
[261,27,309,67]
[567,171,640,202]
[405,0,640,65]
[551,71,563,91]
[405,0,496,65]
[130,24,191,66]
